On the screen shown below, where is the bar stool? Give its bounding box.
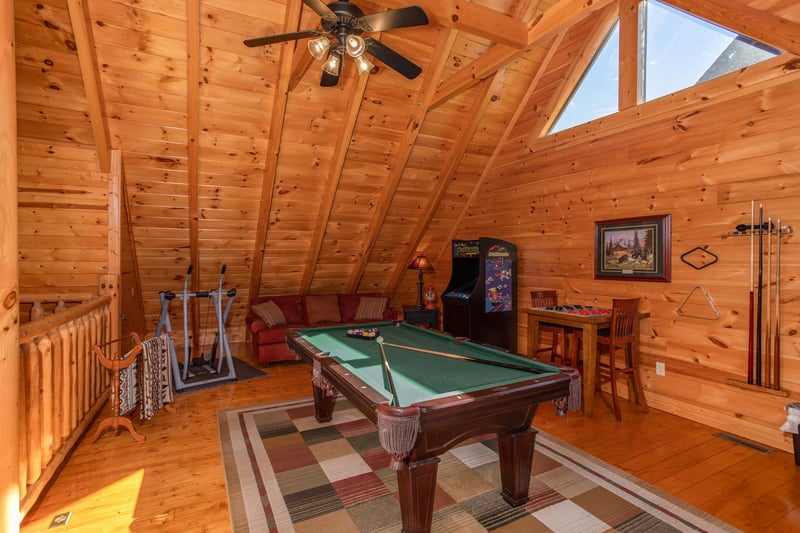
[595,298,649,421]
[530,290,570,365]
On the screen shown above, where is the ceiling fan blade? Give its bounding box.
[244,29,322,47]
[303,0,337,21]
[364,37,422,79]
[360,6,428,32]
[320,69,340,87]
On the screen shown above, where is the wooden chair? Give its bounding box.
[530,290,569,365]
[595,298,649,421]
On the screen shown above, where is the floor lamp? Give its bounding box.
[408,254,434,309]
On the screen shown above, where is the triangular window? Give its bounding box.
[551,22,619,133]
[549,0,781,134]
[642,0,780,101]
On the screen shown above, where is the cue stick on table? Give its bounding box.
[380,341,546,374]
[376,337,400,406]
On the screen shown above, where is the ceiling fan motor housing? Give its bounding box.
[322,1,370,50]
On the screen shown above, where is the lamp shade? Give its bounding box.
[408,254,434,271]
[353,54,374,75]
[307,36,331,60]
[345,34,366,57]
[322,50,342,75]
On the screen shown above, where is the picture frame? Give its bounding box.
[594,214,671,282]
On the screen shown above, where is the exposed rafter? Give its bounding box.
[432,0,615,108]
[248,1,304,300]
[376,0,529,48]
[664,0,800,57]
[533,3,618,136]
[387,75,498,296]
[301,69,370,292]
[346,27,459,293]
[65,0,112,172]
[436,29,568,267]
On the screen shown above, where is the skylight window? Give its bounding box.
[547,0,781,135]
[643,0,780,101]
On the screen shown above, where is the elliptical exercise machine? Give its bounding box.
[155,264,237,391]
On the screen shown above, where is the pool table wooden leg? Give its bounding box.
[311,382,335,422]
[498,426,538,506]
[397,456,440,533]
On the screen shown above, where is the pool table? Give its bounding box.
[286,322,574,533]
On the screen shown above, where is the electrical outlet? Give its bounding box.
[655,362,666,376]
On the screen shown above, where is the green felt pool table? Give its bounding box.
[286,322,575,533]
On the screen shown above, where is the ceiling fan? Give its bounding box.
[244,0,429,87]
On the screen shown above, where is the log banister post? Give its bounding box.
[17,297,113,517]
[1,0,20,528]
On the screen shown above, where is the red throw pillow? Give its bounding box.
[354,296,388,320]
[251,301,286,327]
[305,294,342,324]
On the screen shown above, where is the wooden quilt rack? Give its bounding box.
[89,332,176,443]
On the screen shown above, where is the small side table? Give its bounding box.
[403,306,440,329]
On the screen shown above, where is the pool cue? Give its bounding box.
[765,217,772,388]
[774,220,782,390]
[755,203,763,386]
[381,341,546,374]
[375,337,400,406]
[747,200,755,384]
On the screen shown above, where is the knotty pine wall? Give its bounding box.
[17,141,107,318]
[17,142,144,338]
[451,54,800,452]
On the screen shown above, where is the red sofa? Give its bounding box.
[246,293,397,366]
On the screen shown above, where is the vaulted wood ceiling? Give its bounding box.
[14,0,800,332]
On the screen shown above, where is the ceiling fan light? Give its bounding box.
[353,54,374,75]
[322,52,341,75]
[345,34,366,57]
[307,36,331,60]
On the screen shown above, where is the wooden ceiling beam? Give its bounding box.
[248,1,304,300]
[374,0,528,48]
[663,0,800,57]
[346,28,459,294]
[435,30,568,268]
[618,0,641,110]
[186,0,201,342]
[386,75,497,297]
[65,0,112,172]
[300,71,370,293]
[533,3,618,136]
[288,44,315,92]
[432,0,615,108]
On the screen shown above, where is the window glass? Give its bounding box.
[643,0,780,101]
[551,22,620,133]
[548,1,781,135]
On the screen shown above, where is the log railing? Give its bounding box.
[17,295,112,516]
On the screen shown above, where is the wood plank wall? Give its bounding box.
[17,141,107,319]
[449,54,800,452]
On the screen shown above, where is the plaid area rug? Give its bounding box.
[219,398,740,532]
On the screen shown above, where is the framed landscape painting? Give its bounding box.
[594,214,671,282]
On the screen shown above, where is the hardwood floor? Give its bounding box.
[21,342,799,532]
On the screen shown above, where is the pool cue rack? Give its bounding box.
[725,202,791,397]
[89,332,177,443]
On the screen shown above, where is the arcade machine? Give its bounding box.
[442,238,518,352]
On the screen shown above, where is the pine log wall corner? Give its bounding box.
[9,0,800,460]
